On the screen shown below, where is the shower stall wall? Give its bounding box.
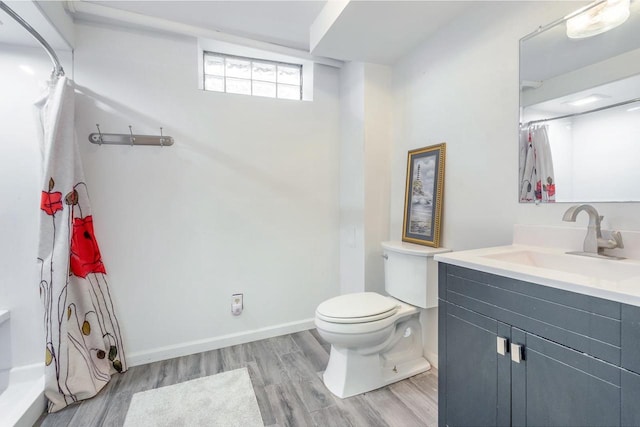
[0,45,51,427]
[0,8,73,422]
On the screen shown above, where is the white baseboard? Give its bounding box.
[9,363,44,383]
[0,366,45,427]
[425,350,438,370]
[127,318,316,367]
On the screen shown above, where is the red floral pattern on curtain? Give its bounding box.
[41,191,63,215]
[70,215,106,278]
[41,179,64,216]
[39,179,126,412]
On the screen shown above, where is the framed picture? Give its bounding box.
[402,143,446,247]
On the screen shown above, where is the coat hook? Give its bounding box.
[159,127,164,147]
[128,125,135,146]
[96,124,103,145]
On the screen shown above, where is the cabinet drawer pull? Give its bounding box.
[511,343,524,363]
[497,336,509,356]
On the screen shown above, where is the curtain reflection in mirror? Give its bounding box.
[519,125,556,203]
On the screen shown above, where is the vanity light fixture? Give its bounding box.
[566,0,630,39]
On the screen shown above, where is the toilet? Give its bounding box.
[315,241,450,398]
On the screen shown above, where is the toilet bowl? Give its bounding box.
[315,241,450,398]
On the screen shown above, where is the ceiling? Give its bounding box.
[3,1,628,67]
[81,0,475,64]
[86,0,327,52]
[0,1,70,50]
[0,0,484,65]
[527,73,640,116]
[310,1,471,64]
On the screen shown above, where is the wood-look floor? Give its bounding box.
[35,329,438,427]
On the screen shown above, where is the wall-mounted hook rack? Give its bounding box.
[88,125,174,146]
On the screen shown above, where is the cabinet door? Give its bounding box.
[622,369,640,426]
[512,329,621,427]
[444,302,510,427]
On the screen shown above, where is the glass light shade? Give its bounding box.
[566,0,630,39]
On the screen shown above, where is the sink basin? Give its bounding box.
[482,249,640,282]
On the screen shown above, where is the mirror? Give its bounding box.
[519,0,640,203]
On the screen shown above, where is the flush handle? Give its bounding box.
[497,336,509,356]
[511,343,524,363]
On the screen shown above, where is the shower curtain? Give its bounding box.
[520,124,556,202]
[35,76,126,412]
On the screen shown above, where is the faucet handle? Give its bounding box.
[611,231,624,249]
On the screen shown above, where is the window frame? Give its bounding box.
[203,51,303,100]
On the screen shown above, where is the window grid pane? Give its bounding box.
[204,75,224,92]
[252,62,276,83]
[226,58,251,79]
[277,83,301,100]
[226,77,251,95]
[204,52,301,100]
[204,55,225,76]
[253,81,276,98]
[277,64,301,85]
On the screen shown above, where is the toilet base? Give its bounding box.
[319,310,430,398]
[322,347,431,398]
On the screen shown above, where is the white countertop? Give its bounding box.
[435,244,640,307]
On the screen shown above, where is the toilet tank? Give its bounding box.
[381,241,450,309]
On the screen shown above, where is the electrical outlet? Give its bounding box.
[232,293,243,316]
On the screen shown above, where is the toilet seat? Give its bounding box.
[316,292,399,324]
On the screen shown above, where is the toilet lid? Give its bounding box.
[316,293,399,324]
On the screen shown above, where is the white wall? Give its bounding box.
[571,109,640,202]
[391,3,530,252]
[389,1,640,362]
[339,62,366,294]
[0,44,69,369]
[363,64,392,294]
[72,22,341,364]
[338,62,392,296]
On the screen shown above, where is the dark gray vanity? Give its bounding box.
[438,262,640,427]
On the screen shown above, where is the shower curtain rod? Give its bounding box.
[523,97,640,127]
[0,1,64,77]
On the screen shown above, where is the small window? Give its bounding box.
[203,52,302,100]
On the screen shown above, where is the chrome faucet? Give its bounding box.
[562,204,624,259]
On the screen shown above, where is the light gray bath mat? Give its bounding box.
[123,367,263,427]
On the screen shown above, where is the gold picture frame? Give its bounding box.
[402,143,446,247]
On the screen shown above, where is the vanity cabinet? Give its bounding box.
[438,263,640,427]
